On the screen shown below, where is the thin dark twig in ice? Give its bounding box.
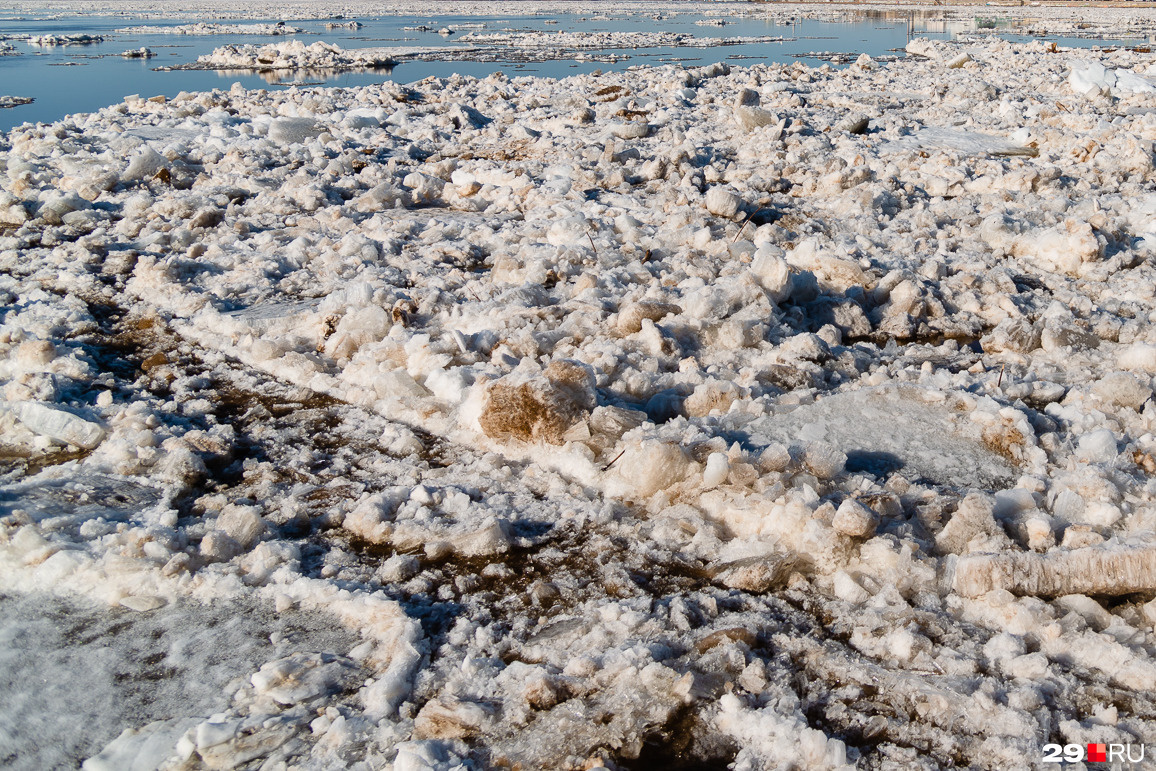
[602,447,626,472]
[733,207,770,243]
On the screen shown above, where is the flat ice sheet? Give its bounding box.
[880,127,1037,157]
[746,385,1017,488]
[0,592,356,770]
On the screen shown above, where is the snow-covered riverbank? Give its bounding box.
[4,28,1156,770]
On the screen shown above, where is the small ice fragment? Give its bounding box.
[705,186,742,219]
[614,440,690,497]
[610,121,650,139]
[833,570,871,603]
[946,52,971,69]
[118,595,165,612]
[123,147,168,182]
[832,498,879,538]
[734,105,779,132]
[711,553,800,593]
[1077,429,1117,463]
[835,113,869,135]
[1070,62,1116,95]
[268,117,322,144]
[702,452,730,489]
[413,698,491,739]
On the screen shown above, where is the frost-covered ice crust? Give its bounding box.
[7,30,1156,771]
[181,31,795,75]
[114,23,306,35]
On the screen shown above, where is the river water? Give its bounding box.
[0,10,1146,132]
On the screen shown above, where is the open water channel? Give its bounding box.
[0,9,1148,131]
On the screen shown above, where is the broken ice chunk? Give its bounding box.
[1076,429,1118,464]
[801,442,846,480]
[268,117,322,144]
[954,545,1156,597]
[1071,62,1114,94]
[1114,68,1156,94]
[250,652,357,705]
[935,493,1013,555]
[982,318,1040,355]
[1092,372,1152,410]
[478,360,595,445]
[122,147,169,182]
[705,186,742,219]
[734,105,780,132]
[217,504,266,548]
[881,128,1037,158]
[12,402,105,449]
[413,698,492,739]
[588,405,647,438]
[750,247,791,302]
[745,385,1018,487]
[614,439,690,498]
[1012,220,1101,277]
[609,120,650,139]
[450,518,511,557]
[946,52,971,69]
[834,113,869,135]
[1118,343,1156,374]
[832,570,872,604]
[696,627,756,652]
[617,301,681,335]
[711,553,800,593]
[832,498,879,538]
[905,38,942,59]
[200,531,242,562]
[702,452,730,489]
[685,380,745,418]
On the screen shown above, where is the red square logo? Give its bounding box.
[1087,744,1107,763]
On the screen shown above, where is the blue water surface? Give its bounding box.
[0,9,1147,132]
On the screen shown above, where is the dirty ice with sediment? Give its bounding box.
[5,3,1156,769]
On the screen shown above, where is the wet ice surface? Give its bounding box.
[7,5,1156,769]
[0,591,357,770]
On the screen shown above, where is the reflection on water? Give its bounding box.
[211,63,396,84]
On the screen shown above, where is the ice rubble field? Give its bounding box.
[9,21,1156,771]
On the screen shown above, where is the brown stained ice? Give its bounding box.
[478,360,595,445]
